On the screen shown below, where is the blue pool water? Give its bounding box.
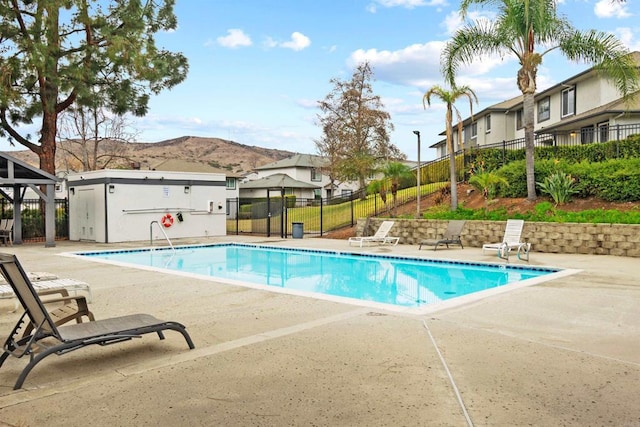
[74,243,561,311]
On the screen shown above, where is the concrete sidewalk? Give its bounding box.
[0,237,638,426]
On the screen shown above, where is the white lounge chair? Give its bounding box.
[482,219,530,261]
[0,219,13,246]
[0,272,92,310]
[348,220,399,247]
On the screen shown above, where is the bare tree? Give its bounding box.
[57,106,138,171]
[316,62,404,199]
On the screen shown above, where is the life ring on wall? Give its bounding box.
[161,214,174,228]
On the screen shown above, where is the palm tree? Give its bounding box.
[442,0,639,202]
[469,171,509,209]
[381,161,413,215]
[367,179,390,215]
[423,85,478,211]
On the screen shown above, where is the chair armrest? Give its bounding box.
[37,288,70,298]
[41,295,90,312]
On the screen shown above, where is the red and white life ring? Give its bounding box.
[161,214,174,228]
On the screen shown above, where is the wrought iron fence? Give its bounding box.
[0,198,69,242]
[419,123,640,184]
[229,123,640,236]
[226,183,443,237]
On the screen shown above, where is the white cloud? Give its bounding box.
[615,27,640,51]
[442,11,463,36]
[297,99,319,109]
[367,0,448,13]
[216,29,252,49]
[326,45,338,54]
[594,0,631,18]
[347,40,512,92]
[281,32,311,51]
[348,41,446,86]
[264,32,311,51]
[263,37,278,49]
[442,10,494,36]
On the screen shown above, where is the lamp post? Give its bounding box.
[413,130,421,216]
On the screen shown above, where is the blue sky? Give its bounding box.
[3,0,639,161]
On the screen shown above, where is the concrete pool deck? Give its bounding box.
[0,236,637,426]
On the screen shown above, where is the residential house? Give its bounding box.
[240,153,360,200]
[430,51,640,157]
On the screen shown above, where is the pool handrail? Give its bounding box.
[150,220,175,253]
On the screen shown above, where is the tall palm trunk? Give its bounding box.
[446,106,458,210]
[518,53,540,201]
[523,92,536,200]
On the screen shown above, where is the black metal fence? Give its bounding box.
[0,198,69,242]
[228,123,640,237]
[226,183,443,237]
[420,123,640,184]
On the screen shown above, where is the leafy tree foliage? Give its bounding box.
[442,0,639,201]
[316,62,404,199]
[381,161,414,215]
[0,0,188,174]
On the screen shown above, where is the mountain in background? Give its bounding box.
[3,136,298,175]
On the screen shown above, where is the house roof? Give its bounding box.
[150,159,242,177]
[240,173,321,190]
[537,91,640,132]
[256,153,326,170]
[0,151,59,185]
[434,50,640,138]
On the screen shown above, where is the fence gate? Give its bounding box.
[0,198,69,242]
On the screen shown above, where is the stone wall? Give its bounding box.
[358,218,640,257]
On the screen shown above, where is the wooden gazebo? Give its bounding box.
[0,152,59,247]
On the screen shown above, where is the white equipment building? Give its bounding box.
[67,170,227,243]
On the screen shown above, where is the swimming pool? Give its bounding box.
[71,243,573,313]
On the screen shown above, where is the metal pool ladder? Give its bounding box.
[150,220,175,253]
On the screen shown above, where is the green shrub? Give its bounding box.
[567,158,640,201]
[423,202,640,224]
[463,136,640,175]
[537,171,578,204]
[495,159,560,197]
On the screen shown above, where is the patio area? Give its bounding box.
[0,236,638,426]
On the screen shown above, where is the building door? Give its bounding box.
[77,188,95,241]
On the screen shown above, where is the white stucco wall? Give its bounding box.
[67,170,227,243]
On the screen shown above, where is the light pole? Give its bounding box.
[413,130,421,217]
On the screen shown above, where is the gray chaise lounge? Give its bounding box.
[0,253,195,389]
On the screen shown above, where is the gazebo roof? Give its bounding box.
[0,151,59,247]
[0,152,59,186]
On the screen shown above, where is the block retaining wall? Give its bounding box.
[357,218,640,258]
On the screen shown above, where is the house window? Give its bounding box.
[581,125,595,144]
[470,122,478,139]
[516,109,524,130]
[310,168,321,182]
[537,97,550,122]
[598,122,609,143]
[314,189,321,199]
[561,86,575,117]
[226,178,236,189]
[485,115,491,133]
